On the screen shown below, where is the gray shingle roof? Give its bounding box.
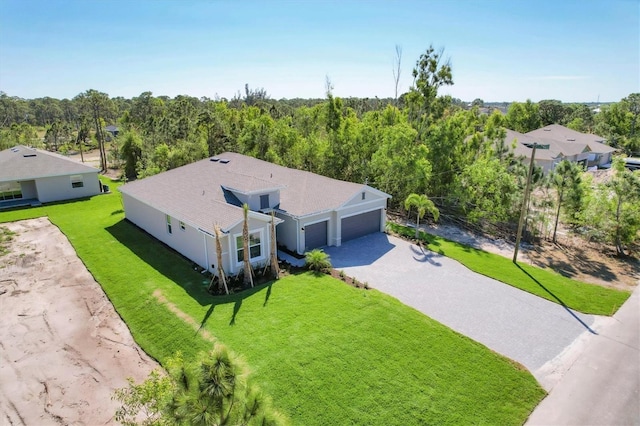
[120,152,389,233]
[526,124,616,154]
[505,129,563,161]
[0,145,99,181]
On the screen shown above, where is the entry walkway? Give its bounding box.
[325,233,599,387]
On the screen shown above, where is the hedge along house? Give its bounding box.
[119,152,391,276]
[0,145,101,209]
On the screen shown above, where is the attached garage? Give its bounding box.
[305,220,328,250]
[341,209,382,242]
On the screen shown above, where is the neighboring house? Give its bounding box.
[0,145,101,208]
[526,124,617,168]
[505,129,563,174]
[119,152,391,276]
[505,125,618,174]
[105,125,119,137]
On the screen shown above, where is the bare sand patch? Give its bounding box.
[0,218,159,425]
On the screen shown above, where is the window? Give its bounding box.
[166,215,172,234]
[260,194,269,209]
[0,182,22,201]
[70,175,84,188]
[179,221,186,231]
[236,232,262,263]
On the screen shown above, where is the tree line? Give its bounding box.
[1,46,638,254]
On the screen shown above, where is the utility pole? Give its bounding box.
[513,144,537,263]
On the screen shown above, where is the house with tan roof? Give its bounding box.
[119,153,391,276]
[525,124,617,168]
[0,145,101,208]
[505,125,617,174]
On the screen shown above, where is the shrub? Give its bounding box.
[304,249,332,273]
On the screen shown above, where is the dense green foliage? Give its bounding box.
[0,186,546,425]
[303,249,332,273]
[0,52,637,250]
[387,223,630,315]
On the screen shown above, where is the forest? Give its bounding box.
[1,47,639,255]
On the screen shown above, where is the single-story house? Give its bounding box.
[505,129,564,174]
[105,125,119,137]
[505,125,618,174]
[0,145,101,208]
[119,152,391,276]
[525,124,617,168]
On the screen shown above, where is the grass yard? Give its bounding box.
[0,182,546,424]
[388,223,630,316]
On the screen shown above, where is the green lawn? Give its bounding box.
[388,223,630,316]
[1,182,546,424]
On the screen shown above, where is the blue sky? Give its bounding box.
[0,0,638,102]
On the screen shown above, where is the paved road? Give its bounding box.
[324,233,597,384]
[526,285,640,425]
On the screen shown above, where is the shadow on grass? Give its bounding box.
[107,219,279,313]
[515,264,597,334]
[106,219,212,306]
[198,283,274,329]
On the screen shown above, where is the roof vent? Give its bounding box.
[567,138,575,141]
[11,148,19,152]
[23,153,37,157]
[219,159,230,164]
[543,128,551,131]
[210,157,220,162]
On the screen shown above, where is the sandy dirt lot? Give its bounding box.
[0,218,159,425]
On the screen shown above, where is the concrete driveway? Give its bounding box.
[325,233,599,387]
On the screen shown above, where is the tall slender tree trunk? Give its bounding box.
[242,204,254,287]
[552,190,564,244]
[210,225,229,294]
[270,212,279,279]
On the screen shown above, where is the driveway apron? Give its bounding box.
[324,233,597,384]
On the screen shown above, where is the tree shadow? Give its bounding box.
[515,264,597,334]
[106,219,213,306]
[263,282,273,307]
[230,299,242,326]
[409,244,442,266]
[199,303,215,331]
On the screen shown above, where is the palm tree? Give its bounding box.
[166,345,282,425]
[404,193,439,239]
[242,204,254,287]
[209,224,229,295]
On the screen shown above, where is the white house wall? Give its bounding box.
[275,211,298,253]
[34,172,100,203]
[122,193,213,271]
[246,189,280,210]
[123,193,273,277]
[226,217,273,275]
[20,180,38,199]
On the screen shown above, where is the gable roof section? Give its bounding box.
[526,124,616,154]
[120,152,390,233]
[504,129,562,161]
[0,145,99,181]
